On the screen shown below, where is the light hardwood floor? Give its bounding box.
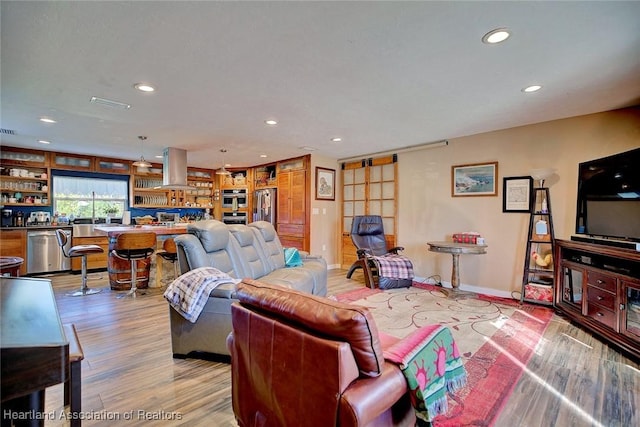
[34,270,638,427]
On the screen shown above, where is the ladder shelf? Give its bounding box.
[521,187,555,306]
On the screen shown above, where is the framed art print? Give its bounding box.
[503,176,533,212]
[451,162,498,197]
[315,167,335,200]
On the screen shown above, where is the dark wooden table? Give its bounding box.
[1,277,69,426]
[0,256,24,277]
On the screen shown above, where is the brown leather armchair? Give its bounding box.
[227,279,416,427]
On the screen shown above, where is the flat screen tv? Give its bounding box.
[575,147,640,244]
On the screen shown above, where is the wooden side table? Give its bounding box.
[427,241,487,295]
[0,256,24,277]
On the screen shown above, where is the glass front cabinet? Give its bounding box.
[559,263,584,313]
[622,280,640,341]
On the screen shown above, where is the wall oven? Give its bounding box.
[222,189,248,210]
[222,211,248,225]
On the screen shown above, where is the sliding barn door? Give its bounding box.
[341,155,398,269]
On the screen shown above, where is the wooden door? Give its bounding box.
[275,156,310,251]
[341,155,398,269]
[277,171,292,224]
[290,169,306,225]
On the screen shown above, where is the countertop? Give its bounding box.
[94,224,190,236]
[0,225,73,231]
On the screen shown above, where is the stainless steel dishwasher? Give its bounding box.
[27,229,71,274]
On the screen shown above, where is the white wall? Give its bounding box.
[307,107,639,296]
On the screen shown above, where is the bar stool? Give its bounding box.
[56,229,104,297]
[111,232,156,298]
[156,237,179,286]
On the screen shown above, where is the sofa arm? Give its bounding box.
[338,361,410,426]
[226,331,234,355]
[175,234,210,272]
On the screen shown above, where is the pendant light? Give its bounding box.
[216,148,232,175]
[132,136,152,169]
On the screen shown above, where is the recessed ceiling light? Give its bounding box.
[38,139,51,144]
[39,117,57,124]
[155,155,164,159]
[134,83,155,92]
[265,120,278,125]
[331,137,342,142]
[260,154,268,158]
[299,146,317,151]
[522,85,542,93]
[482,28,510,44]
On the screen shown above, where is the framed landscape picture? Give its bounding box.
[315,167,335,200]
[451,162,498,197]
[503,176,533,212]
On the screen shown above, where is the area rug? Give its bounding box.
[335,283,553,426]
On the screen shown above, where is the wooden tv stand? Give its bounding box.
[554,239,640,360]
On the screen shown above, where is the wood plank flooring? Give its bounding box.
[30,270,639,426]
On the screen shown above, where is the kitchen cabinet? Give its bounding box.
[95,157,131,175]
[0,147,49,167]
[51,152,94,171]
[131,164,166,207]
[253,164,277,189]
[276,156,310,251]
[52,151,131,175]
[0,147,51,207]
[0,229,27,276]
[554,239,640,359]
[131,165,215,208]
[186,168,215,208]
[71,236,109,272]
[220,168,250,189]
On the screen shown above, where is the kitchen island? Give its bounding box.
[94,224,189,290]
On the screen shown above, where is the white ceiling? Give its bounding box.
[1,1,639,169]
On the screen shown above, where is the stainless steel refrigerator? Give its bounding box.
[253,188,276,224]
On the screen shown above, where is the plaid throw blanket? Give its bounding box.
[384,324,467,423]
[163,267,240,323]
[371,253,414,279]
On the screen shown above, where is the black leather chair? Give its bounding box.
[346,215,412,289]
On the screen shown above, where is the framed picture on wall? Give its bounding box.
[503,176,533,212]
[315,167,335,200]
[451,161,498,197]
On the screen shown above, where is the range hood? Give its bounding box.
[154,147,194,190]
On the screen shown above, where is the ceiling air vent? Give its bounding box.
[90,96,131,110]
[0,128,16,135]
